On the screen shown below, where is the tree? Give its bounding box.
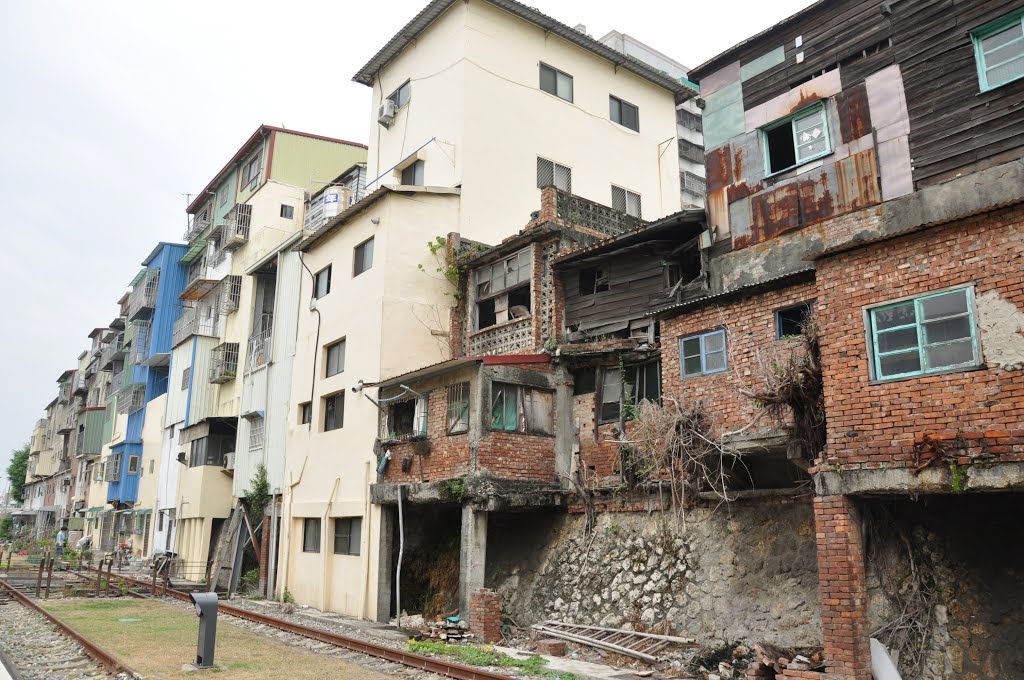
[6,443,29,504]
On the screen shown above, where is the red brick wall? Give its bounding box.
[660,281,818,436]
[381,385,471,484]
[573,393,622,480]
[476,431,557,481]
[470,588,502,642]
[813,495,870,680]
[816,204,1024,470]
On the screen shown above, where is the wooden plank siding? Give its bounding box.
[696,0,1024,187]
[561,251,670,333]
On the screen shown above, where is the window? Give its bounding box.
[682,172,706,195]
[600,362,660,422]
[446,383,470,434]
[611,186,642,218]
[325,339,345,377]
[609,95,639,131]
[385,397,427,440]
[218,184,230,207]
[762,104,830,175]
[867,287,980,381]
[324,392,344,431]
[107,453,122,482]
[354,237,374,276]
[400,160,424,185]
[972,11,1024,91]
[679,139,705,163]
[149,459,154,474]
[490,383,553,434]
[333,517,362,555]
[474,248,532,330]
[578,267,610,295]
[299,402,312,425]
[314,265,331,299]
[181,367,191,391]
[777,303,813,337]
[280,204,294,219]
[536,157,572,192]
[680,330,728,378]
[240,151,262,191]
[127,455,140,475]
[387,80,411,109]
[572,367,596,395]
[188,434,235,467]
[302,518,321,553]
[539,63,573,101]
[247,415,265,452]
[96,463,104,482]
[677,108,703,132]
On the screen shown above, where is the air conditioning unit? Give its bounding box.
[223,452,235,471]
[378,99,397,128]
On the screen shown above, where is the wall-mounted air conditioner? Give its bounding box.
[223,452,235,471]
[378,99,397,128]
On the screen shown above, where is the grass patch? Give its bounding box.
[408,640,577,680]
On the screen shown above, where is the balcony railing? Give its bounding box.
[555,190,645,238]
[221,204,252,251]
[132,320,151,365]
[220,275,241,314]
[58,382,71,404]
[117,383,146,415]
[184,210,211,242]
[246,315,273,373]
[172,306,219,347]
[110,367,125,396]
[210,342,240,384]
[128,269,160,321]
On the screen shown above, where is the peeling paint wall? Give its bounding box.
[977,290,1024,371]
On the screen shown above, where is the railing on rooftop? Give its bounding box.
[555,190,645,238]
[127,269,160,321]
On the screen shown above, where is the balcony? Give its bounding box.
[220,204,252,251]
[117,382,146,415]
[127,269,160,321]
[56,410,76,434]
[210,342,239,384]
[184,210,211,242]
[100,332,126,370]
[246,317,273,372]
[220,275,241,314]
[132,320,151,365]
[172,305,219,347]
[110,367,125,396]
[180,257,221,302]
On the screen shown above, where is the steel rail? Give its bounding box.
[0,578,141,678]
[96,569,514,680]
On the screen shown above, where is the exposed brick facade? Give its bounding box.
[469,588,502,643]
[476,431,556,481]
[381,383,473,485]
[816,203,1024,471]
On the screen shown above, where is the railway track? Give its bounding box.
[95,569,515,680]
[0,579,138,680]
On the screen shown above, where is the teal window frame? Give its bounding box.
[679,329,728,378]
[866,286,981,382]
[760,103,831,177]
[971,10,1024,92]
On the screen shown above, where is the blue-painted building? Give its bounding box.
[107,242,187,506]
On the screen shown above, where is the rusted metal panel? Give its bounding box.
[704,145,733,194]
[731,130,764,185]
[835,148,882,213]
[751,181,800,242]
[706,188,731,240]
[797,166,837,225]
[729,197,753,248]
[835,83,872,144]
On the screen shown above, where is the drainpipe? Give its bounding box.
[321,476,341,613]
[358,460,372,619]
[396,483,405,628]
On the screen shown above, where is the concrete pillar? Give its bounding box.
[459,504,488,621]
[813,495,871,680]
[374,505,395,623]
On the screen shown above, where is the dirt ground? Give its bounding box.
[41,598,392,680]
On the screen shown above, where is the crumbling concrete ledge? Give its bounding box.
[813,460,1024,496]
[371,474,565,510]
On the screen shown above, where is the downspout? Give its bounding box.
[358,460,372,619]
[396,483,405,628]
[321,476,342,613]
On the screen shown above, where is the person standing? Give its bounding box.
[55,526,67,559]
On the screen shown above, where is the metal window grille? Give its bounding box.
[127,269,160,320]
[132,320,152,365]
[247,416,265,452]
[446,383,470,434]
[682,172,706,194]
[611,186,642,218]
[222,204,252,251]
[210,342,239,383]
[676,108,703,132]
[181,367,191,390]
[221,275,242,314]
[247,316,273,372]
[679,139,705,163]
[107,453,122,482]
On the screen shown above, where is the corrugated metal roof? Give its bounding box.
[377,357,482,389]
[553,208,705,266]
[649,268,815,319]
[352,0,697,100]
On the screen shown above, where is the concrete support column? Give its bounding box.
[374,505,395,623]
[813,495,871,680]
[258,514,270,596]
[459,504,488,622]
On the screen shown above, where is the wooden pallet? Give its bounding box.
[532,621,696,663]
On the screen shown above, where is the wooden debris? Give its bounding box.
[532,620,696,664]
[752,642,826,673]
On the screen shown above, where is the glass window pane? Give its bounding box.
[919,290,969,320]
[682,337,701,358]
[923,316,972,345]
[879,350,921,377]
[684,356,703,376]
[986,39,1024,67]
[986,57,1024,86]
[877,327,919,353]
[539,65,556,95]
[982,23,1023,53]
[622,102,639,131]
[873,302,916,330]
[556,72,573,101]
[794,109,826,160]
[610,98,621,124]
[925,340,975,370]
[704,330,725,353]
[704,350,726,372]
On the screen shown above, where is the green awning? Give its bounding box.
[180,239,209,264]
[128,268,147,287]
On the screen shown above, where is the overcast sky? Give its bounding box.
[0,0,815,491]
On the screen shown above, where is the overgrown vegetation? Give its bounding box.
[441,477,466,503]
[912,433,971,493]
[242,464,271,518]
[239,568,260,596]
[6,443,29,503]
[408,640,577,680]
[404,537,460,619]
[417,236,480,299]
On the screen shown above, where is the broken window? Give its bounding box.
[763,104,830,175]
[572,367,596,395]
[474,248,532,330]
[446,383,470,434]
[386,397,427,440]
[490,382,553,434]
[599,362,661,422]
[302,518,321,553]
[333,517,362,556]
[680,329,727,378]
[536,157,572,192]
[777,302,813,337]
[611,185,642,218]
[539,63,573,102]
[577,266,609,296]
[867,287,980,381]
[972,12,1024,91]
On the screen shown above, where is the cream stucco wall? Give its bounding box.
[366,0,681,242]
[281,189,460,617]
